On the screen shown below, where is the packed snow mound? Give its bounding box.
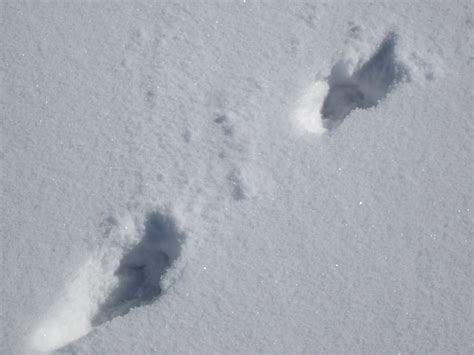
[294,80,329,134]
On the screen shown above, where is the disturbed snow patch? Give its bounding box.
[295,32,409,133]
[294,80,329,134]
[30,210,186,352]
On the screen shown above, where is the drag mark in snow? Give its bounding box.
[30,210,186,352]
[295,32,409,133]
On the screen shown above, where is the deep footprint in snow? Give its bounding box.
[92,212,184,326]
[295,32,409,133]
[321,32,409,129]
[30,210,186,352]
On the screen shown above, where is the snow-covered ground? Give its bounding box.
[1,1,472,353]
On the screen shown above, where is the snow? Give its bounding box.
[1,1,472,354]
[294,80,329,134]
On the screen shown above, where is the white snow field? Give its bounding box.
[1,1,472,353]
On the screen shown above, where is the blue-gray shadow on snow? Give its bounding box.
[321,32,409,130]
[91,212,184,326]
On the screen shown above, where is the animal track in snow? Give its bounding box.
[92,212,184,325]
[212,113,251,201]
[295,32,409,133]
[322,32,409,129]
[214,114,235,137]
[226,168,247,201]
[30,210,186,352]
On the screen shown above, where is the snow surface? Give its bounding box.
[1,1,473,353]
